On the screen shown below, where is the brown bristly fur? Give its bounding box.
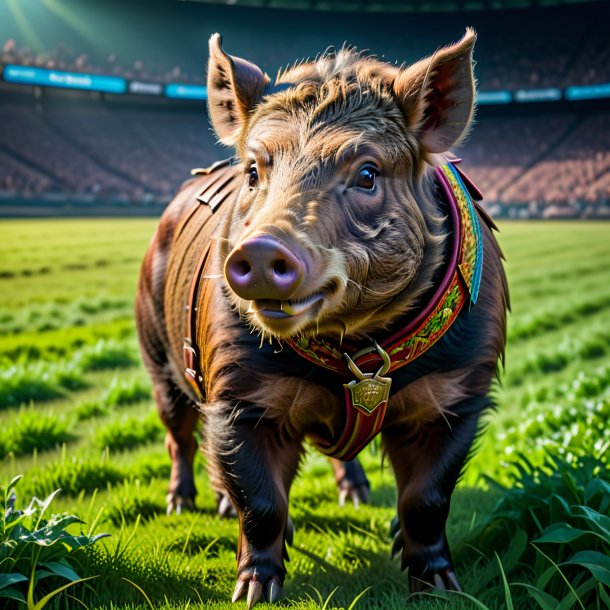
[135,28,509,602]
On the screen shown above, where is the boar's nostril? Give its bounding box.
[234,260,251,277]
[273,259,287,277]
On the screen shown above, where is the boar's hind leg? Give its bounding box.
[383,401,483,593]
[330,458,370,507]
[206,412,301,607]
[153,378,199,515]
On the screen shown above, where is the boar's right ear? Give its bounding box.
[393,28,476,154]
[207,34,270,146]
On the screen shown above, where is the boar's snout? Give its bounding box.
[225,236,306,301]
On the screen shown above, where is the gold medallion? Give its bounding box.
[343,341,392,415]
[345,376,392,414]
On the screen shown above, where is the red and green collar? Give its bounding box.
[285,162,484,460]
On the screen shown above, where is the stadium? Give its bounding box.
[1,1,610,609]
[1,0,609,218]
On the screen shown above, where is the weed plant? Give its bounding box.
[104,480,164,526]
[73,339,138,372]
[129,452,172,481]
[75,399,109,421]
[0,319,135,364]
[0,474,108,609]
[463,452,610,608]
[497,392,609,466]
[510,291,610,343]
[17,451,128,500]
[0,341,139,410]
[510,331,610,385]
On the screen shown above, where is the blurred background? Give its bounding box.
[0,0,608,219]
[1,3,610,608]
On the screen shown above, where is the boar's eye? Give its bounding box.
[354,165,379,191]
[247,165,259,189]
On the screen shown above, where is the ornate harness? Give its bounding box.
[182,160,485,461]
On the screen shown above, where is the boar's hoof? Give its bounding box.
[232,576,284,607]
[389,515,402,558]
[336,460,370,508]
[166,493,195,515]
[217,492,238,519]
[409,569,462,593]
[338,480,370,508]
[285,516,294,546]
[266,577,284,603]
[388,517,461,593]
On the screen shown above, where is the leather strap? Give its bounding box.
[183,236,212,401]
[182,158,241,401]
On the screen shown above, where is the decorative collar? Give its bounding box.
[284,161,484,460]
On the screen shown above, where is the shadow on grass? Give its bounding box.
[79,544,223,608]
[68,482,513,609]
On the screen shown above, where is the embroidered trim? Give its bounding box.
[441,163,483,304]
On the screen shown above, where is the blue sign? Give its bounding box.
[165,83,208,100]
[477,90,512,105]
[514,88,562,103]
[2,65,126,94]
[129,80,163,96]
[565,83,610,101]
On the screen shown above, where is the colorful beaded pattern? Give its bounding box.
[441,163,483,304]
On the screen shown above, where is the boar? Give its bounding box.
[135,28,508,606]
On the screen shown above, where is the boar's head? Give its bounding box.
[207,30,476,341]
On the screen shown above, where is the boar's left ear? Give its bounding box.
[207,33,270,146]
[394,28,476,154]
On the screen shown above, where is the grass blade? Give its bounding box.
[121,577,154,610]
[30,575,98,610]
[495,552,515,610]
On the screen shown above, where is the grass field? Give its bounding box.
[1,219,609,610]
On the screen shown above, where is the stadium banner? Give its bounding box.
[2,65,126,94]
[476,90,512,105]
[165,83,208,100]
[565,83,610,101]
[129,80,163,95]
[514,88,562,103]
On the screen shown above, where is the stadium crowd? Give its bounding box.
[461,113,610,217]
[1,1,608,218]
[1,1,609,92]
[0,100,608,218]
[3,32,609,91]
[0,102,222,202]
[1,38,203,85]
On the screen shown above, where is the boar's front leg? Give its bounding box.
[205,408,301,607]
[153,379,199,515]
[383,403,481,593]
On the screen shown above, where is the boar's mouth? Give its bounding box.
[242,276,345,337]
[249,292,324,320]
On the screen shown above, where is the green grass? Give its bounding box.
[1,219,610,609]
[95,410,164,452]
[0,409,73,458]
